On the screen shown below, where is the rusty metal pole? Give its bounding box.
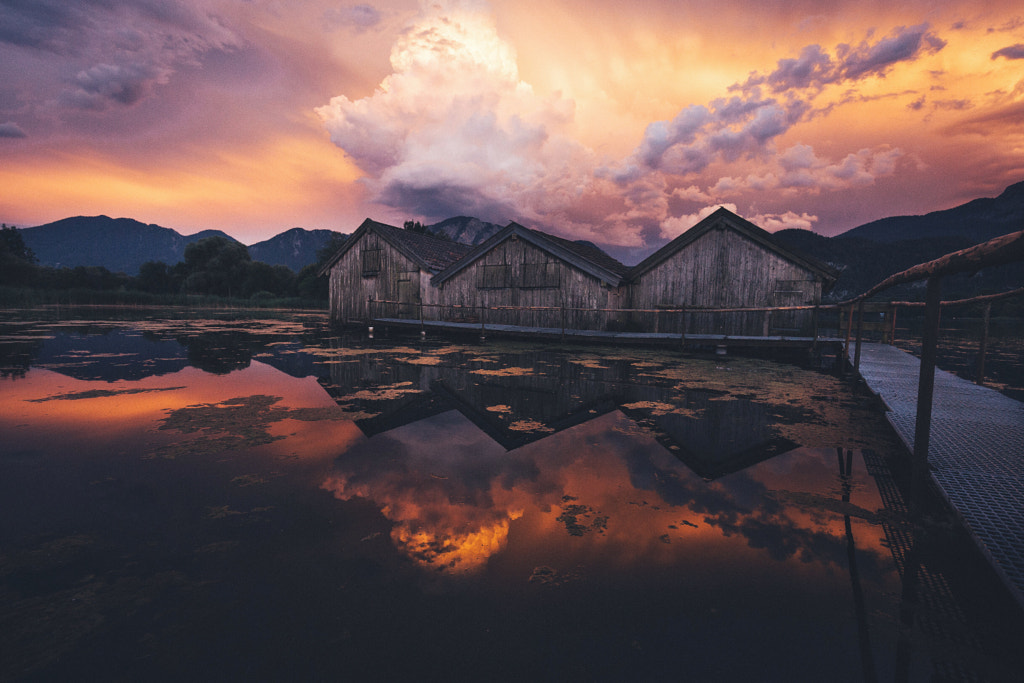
[911,276,942,514]
[976,302,991,386]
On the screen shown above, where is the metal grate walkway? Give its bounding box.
[854,343,1024,607]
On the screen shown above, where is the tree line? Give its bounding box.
[1,225,344,305]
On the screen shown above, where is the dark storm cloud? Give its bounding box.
[991,43,1024,60]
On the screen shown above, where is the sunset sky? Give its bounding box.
[1,0,1022,253]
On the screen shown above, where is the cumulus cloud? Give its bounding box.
[658,204,818,240]
[0,120,26,138]
[1,0,240,111]
[317,0,593,223]
[991,44,1024,60]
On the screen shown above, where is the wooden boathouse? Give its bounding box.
[431,222,629,330]
[627,207,838,336]
[319,219,473,325]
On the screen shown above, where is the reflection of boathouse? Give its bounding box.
[318,347,793,478]
[322,208,837,338]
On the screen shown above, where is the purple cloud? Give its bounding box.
[0,120,26,137]
[837,24,946,80]
[991,44,1024,60]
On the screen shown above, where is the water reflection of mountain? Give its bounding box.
[319,347,796,479]
[34,330,191,381]
[20,328,326,382]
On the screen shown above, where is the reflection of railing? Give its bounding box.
[367,298,844,343]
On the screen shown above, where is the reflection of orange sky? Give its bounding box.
[0,362,363,462]
[323,410,894,579]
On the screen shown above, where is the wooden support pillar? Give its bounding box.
[889,305,898,345]
[976,302,991,386]
[560,305,565,343]
[911,276,942,514]
[853,300,865,373]
[480,304,486,342]
[680,307,687,348]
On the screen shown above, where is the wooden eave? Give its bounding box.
[627,207,839,288]
[431,222,626,287]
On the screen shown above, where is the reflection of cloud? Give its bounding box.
[324,403,895,583]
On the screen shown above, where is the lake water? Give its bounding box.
[2,309,1022,682]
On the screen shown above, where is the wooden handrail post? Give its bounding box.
[911,276,942,515]
[853,300,865,373]
[843,305,854,371]
[976,302,991,386]
[811,305,819,352]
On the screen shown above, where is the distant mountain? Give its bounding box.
[426,216,504,245]
[837,180,1024,244]
[17,216,345,274]
[19,216,238,274]
[774,180,1024,301]
[248,227,346,272]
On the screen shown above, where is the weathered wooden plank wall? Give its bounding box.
[436,236,622,330]
[628,226,822,335]
[328,232,430,323]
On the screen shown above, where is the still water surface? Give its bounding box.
[1,309,1022,681]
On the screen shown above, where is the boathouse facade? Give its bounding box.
[319,219,473,324]
[626,208,837,336]
[431,222,629,330]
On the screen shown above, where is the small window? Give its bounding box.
[362,247,382,277]
[521,262,560,289]
[478,264,511,289]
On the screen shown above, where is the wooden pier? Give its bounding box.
[369,315,843,351]
[853,342,1024,607]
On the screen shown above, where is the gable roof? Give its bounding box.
[629,207,839,288]
[318,219,474,276]
[432,221,628,287]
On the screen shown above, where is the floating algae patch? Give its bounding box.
[27,386,185,403]
[508,419,554,433]
[395,355,444,366]
[149,395,349,458]
[470,367,535,377]
[555,497,608,537]
[337,381,423,401]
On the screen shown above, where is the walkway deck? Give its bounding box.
[854,342,1024,607]
[371,317,842,349]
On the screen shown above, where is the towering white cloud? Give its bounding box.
[317,1,590,223]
